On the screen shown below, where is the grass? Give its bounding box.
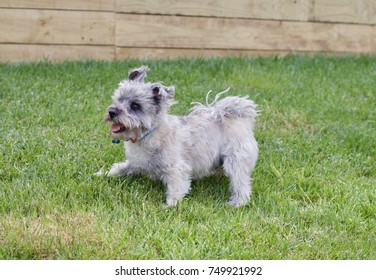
[0,55,375,259]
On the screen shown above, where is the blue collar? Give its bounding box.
[140,127,157,141]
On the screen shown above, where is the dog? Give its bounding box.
[102,66,258,207]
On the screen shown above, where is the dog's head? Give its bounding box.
[105,66,175,143]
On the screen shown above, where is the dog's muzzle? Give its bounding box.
[106,107,127,134]
[108,107,120,119]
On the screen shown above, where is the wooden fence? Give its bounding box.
[1,0,375,62]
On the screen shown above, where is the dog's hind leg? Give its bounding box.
[222,154,256,207]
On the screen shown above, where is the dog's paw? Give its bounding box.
[227,200,247,207]
[94,167,105,177]
[164,197,180,207]
[107,162,128,176]
[227,196,250,208]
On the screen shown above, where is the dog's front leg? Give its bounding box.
[107,161,140,177]
[163,172,191,207]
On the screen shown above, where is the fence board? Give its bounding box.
[0,9,114,45]
[116,14,376,53]
[0,0,114,11]
[116,47,297,60]
[314,0,376,24]
[1,1,375,62]
[116,0,313,21]
[0,44,114,62]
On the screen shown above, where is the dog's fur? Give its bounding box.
[103,66,258,207]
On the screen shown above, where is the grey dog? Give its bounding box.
[102,66,258,207]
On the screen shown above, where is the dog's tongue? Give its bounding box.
[112,123,122,132]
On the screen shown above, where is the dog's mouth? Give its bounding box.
[110,123,141,143]
[111,123,127,134]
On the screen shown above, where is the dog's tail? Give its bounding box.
[191,88,258,123]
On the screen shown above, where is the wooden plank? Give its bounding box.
[0,0,114,11]
[0,9,114,45]
[116,47,363,60]
[116,0,313,21]
[116,14,376,54]
[314,0,376,24]
[116,47,297,60]
[0,44,115,62]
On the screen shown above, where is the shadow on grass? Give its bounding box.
[105,173,234,206]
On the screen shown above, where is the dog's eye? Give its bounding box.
[130,102,141,111]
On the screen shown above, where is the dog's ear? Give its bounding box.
[128,66,149,82]
[151,83,175,103]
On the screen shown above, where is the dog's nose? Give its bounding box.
[108,108,118,119]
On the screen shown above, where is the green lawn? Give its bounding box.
[0,56,375,259]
